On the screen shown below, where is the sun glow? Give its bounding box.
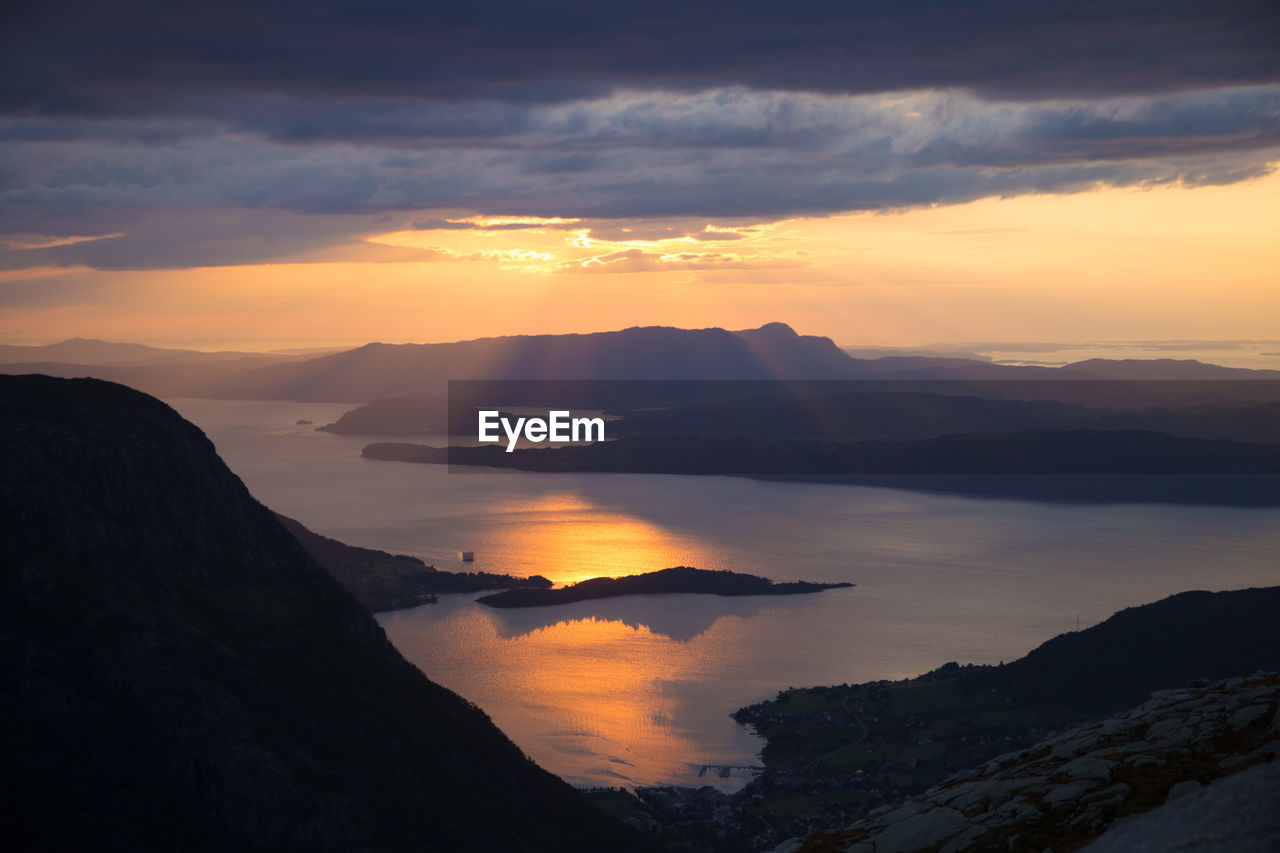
[477,491,697,585]
[6,169,1276,348]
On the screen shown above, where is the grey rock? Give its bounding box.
[1060,756,1116,781]
[1247,739,1280,761]
[1145,718,1197,747]
[1079,762,1280,852]
[876,799,930,825]
[1050,733,1100,759]
[993,797,1042,824]
[1044,781,1093,806]
[1166,779,1203,802]
[1228,704,1271,731]
[938,824,987,853]
[871,807,968,853]
[929,780,981,807]
[1095,718,1140,739]
[1081,783,1132,806]
[951,776,1043,811]
[1125,752,1166,769]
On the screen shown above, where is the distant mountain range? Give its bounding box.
[0,336,321,367]
[0,375,641,852]
[4,323,1277,402]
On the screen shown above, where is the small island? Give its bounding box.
[476,566,853,608]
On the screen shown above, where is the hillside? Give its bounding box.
[782,673,1280,852]
[721,587,1280,849]
[0,375,641,852]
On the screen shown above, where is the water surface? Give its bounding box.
[171,397,1280,790]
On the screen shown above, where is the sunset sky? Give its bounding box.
[2,1,1277,349]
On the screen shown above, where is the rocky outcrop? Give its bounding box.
[1078,759,1280,852]
[777,673,1280,853]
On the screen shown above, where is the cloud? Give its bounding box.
[5,0,1278,119]
[0,210,400,272]
[409,216,581,231]
[1,76,1277,269]
[552,247,803,275]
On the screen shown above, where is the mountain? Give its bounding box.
[962,586,1280,712]
[786,673,1280,853]
[5,328,1279,403]
[0,337,313,366]
[726,586,1280,850]
[0,375,641,852]
[0,337,205,365]
[197,322,868,400]
[1063,357,1280,380]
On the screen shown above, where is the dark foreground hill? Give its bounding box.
[0,375,642,853]
[724,586,1280,849]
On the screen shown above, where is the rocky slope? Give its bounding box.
[775,674,1280,853]
[0,375,642,852]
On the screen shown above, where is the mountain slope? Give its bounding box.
[199,322,865,400]
[0,375,641,852]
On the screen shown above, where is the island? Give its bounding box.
[363,430,1280,475]
[475,566,853,608]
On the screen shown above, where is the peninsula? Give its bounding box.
[476,566,853,608]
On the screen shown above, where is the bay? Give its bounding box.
[170,397,1280,791]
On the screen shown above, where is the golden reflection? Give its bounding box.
[482,491,692,585]
[459,609,752,789]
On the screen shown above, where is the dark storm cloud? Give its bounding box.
[1,1,1278,272]
[4,0,1279,116]
[2,84,1278,269]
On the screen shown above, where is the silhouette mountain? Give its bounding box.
[4,328,1278,403]
[1063,358,1280,380]
[0,375,640,852]
[0,337,311,366]
[198,322,864,400]
[962,586,1280,713]
[366,429,1280,475]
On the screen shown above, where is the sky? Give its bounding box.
[2,0,1278,349]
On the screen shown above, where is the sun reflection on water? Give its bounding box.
[478,490,707,585]
[381,597,766,791]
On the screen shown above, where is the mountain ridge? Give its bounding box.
[0,374,641,852]
[3,325,1277,403]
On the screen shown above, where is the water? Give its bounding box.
[170,397,1280,791]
